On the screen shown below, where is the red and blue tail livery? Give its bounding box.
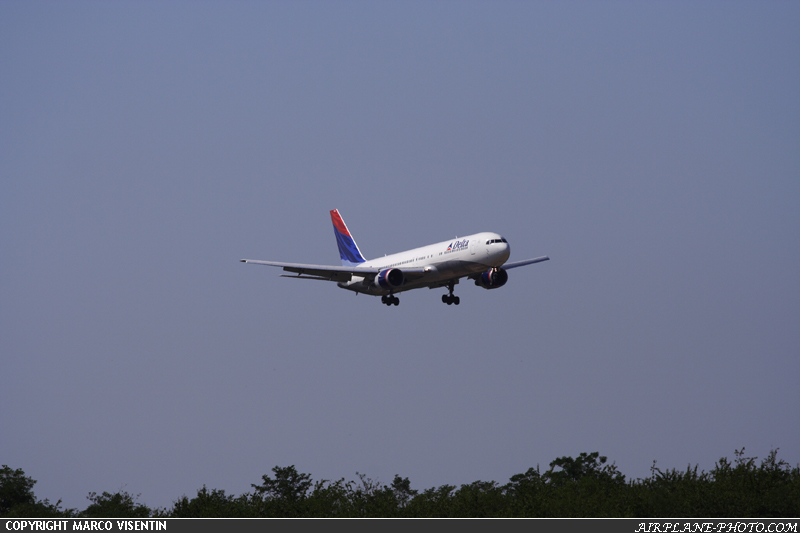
[330,209,366,267]
[241,209,549,307]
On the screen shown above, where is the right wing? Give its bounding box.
[503,256,550,269]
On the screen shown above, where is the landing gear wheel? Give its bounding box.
[383,295,399,306]
[442,282,459,306]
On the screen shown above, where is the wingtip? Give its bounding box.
[240,259,247,263]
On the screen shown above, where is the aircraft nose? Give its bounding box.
[496,241,510,263]
[502,242,511,261]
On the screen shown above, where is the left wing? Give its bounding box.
[240,259,380,282]
[240,259,429,283]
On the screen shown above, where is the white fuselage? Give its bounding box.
[338,232,511,295]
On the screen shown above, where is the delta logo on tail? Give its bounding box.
[330,209,353,237]
[330,209,366,266]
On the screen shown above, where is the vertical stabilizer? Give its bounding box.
[330,209,367,266]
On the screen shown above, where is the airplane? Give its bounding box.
[240,209,549,306]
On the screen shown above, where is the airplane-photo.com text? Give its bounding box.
[240,209,549,306]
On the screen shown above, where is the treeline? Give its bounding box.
[2,449,798,517]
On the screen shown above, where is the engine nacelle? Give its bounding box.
[475,267,508,289]
[375,268,404,290]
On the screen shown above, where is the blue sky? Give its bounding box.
[2,1,798,511]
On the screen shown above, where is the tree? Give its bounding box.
[0,465,73,518]
[81,491,151,518]
[545,452,625,486]
[250,465,313,516]
[405,484,456,517]
[169,486,255,518]
[390,475,417,508]
[251,465,312,503]
[0,466,36,515]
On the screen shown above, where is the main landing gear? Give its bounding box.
[441,282,460,305]
[382,294,399,306]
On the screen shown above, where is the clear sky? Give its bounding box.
[2,1,798,511]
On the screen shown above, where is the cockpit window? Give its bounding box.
[486,238,509,245]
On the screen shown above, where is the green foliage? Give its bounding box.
[331,473,399,517]
[251,465,312,504]
[540,452,629,517]
[499,454,629,517]
[707,448,800,517]
[4,449,799,517]
[390,475,417,508]
[285,472,410,517]
[170,486,256,518]
[250,465,313,516]
[546,452,625,486]
[629,448,800,517]
[0,465,75,518]
[81,491,152,518]
[631,461,713,517]
[1,500,74,518]
[404,484,456,517]
[0,466,36,515]
[450,481,505,517]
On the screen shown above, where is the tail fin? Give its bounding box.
[330,209,367,266]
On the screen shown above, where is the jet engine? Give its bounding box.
[375,268,404,289]
[475,267,508,289]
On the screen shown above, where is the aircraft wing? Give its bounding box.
[240,259,430,282]
[503,256,550,269]
[240,259,383,282]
